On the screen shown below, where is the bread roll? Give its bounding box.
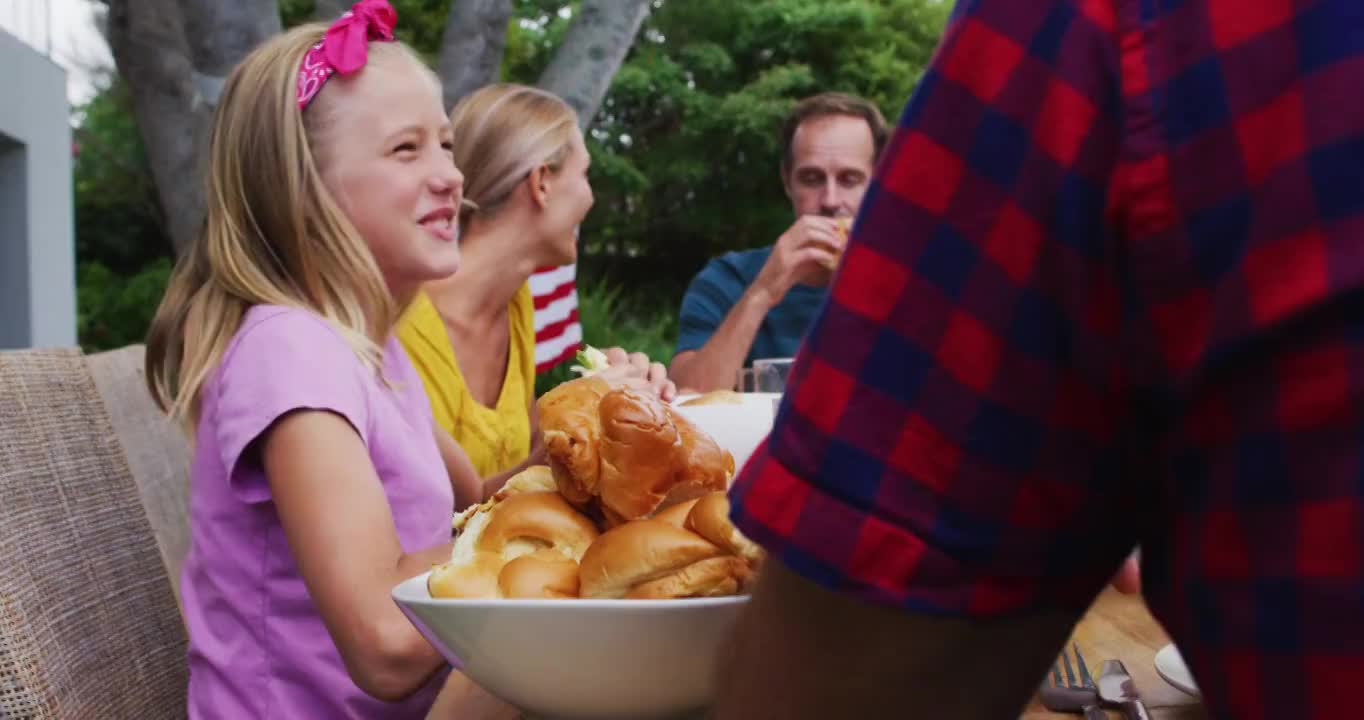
[428,551,503,600]
[452,464,558,533]
[578,519,733,599]
[498,550,580,599]
[684,492,763,565]
[498,464,558,495]
[474,491,599,559]
[626,556,752,599]
[429,491,599,599]
[597,388,688,522]
[537,376,612,505]
[652,497,700,528]
[666,407,735,500]
[539,376,737,524]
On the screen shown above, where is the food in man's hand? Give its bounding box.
[429,486,599,599]
[577,519,753,599]
[817,216,853,270]
[539,377,734,524]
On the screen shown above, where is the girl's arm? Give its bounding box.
[264,409,450,702]
[432,426,488,508]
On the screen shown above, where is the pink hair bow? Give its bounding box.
[296,0,398,110]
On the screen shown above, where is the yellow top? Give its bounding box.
[396,284,536,478]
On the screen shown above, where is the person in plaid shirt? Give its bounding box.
[715,0,1364,717]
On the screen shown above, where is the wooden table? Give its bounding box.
[1021,589,1207,719]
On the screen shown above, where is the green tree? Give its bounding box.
[72,76,176,351]
[72,77,168,274]
[569,0,949,301]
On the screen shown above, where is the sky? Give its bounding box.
[0,0,112,106]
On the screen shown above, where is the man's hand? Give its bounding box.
[752,215,847,303]
[1110,552,1141,594]
[669,216,847,394]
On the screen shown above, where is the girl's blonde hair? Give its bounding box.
[449,83,579,224]
[145,23,437,428]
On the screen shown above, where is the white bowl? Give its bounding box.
[671,392,779,471]
[392,572,749,719]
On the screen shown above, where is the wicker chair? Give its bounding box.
[0,346,190,719]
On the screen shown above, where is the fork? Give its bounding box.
[1039,643,1107,719]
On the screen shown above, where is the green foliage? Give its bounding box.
[76,258,172,352]
[278,0,313,27]
[558,0,950,297]
[281,0,455,56]
[71,75,176,352]
[502,2,575,82]
[72,77,169,275]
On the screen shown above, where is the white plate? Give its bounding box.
[393,572,749,719]
[1154,643,1200,697]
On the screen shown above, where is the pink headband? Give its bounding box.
[296,0,398,110]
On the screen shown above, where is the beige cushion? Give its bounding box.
[0,347,187,718]
[87,345,192,609]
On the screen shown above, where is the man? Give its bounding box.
[715,0,1364,717]
[669,92,889,392]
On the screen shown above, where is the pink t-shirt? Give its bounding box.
[182,305,453,719]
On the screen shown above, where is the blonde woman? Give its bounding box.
[144,4,512,717]
[397,83,674,490]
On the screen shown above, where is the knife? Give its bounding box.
[1097,659,1152,720]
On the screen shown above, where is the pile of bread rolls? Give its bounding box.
[428,377,763,600]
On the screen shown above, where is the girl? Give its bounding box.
[397,83,674,489]
[145,3,503,717]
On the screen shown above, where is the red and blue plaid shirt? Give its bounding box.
[730,0,1364,715]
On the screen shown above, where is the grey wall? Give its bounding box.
[0,28,75,349]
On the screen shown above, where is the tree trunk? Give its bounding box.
[313,0,350,22]
[537,0,653,128]
[436,0,514,112]
[105,0,279,254]
[185,0,281,79]
[104,0,207,255]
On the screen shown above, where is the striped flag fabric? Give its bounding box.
[528,264,582,373]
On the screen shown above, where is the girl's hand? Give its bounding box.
[595,347,677,402]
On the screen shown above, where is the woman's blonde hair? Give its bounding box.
[145,23,437,429]
[449,83,579,224]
